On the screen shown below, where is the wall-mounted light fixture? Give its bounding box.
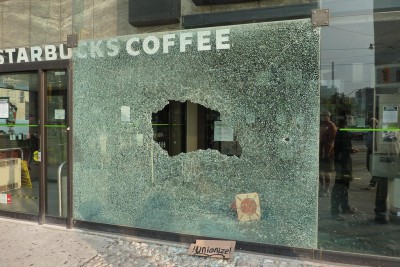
[369,43,400,52]
[369,43,374,50]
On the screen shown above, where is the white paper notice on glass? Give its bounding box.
[121,106,131,123]
[55,109,65,120]
[0,99,9,119]
[357,117,366,128]
[214,121,234,141]
[383,105,398,123]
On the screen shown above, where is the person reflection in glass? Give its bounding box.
[319,110,337,197]
[374,178,389,224]
[365,118,379,190]
[373,123,400,224]
[331,117,358,221]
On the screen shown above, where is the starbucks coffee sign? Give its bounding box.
[0,29,231,64]
[0,44,72,64]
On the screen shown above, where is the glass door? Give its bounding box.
[0,69,69,221]
[45,70,68,218]
[0,72,40,215]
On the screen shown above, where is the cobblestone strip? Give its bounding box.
[81,239,351,267]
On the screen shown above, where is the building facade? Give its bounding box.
[0,0,399,266]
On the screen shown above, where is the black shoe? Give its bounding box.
[365,185,375,190]
[342,207,357,214]
[375,216,389,224]
[331,213,345,221]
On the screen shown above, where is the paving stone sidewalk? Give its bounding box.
[82,239,355,267]
[0,217,359,267]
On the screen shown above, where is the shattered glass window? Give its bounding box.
[73,19,320,248]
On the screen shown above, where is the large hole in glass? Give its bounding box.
[152,100,242,157]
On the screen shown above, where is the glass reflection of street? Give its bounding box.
[318,139,399,257]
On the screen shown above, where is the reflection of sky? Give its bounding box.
[320,0,373,14]
[320,0,374,96]
[0,119,29,135]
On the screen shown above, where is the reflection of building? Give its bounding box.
[372,0,400,228]
[320,80,342,98]
[354,87,374,121]
[320,85,337,98]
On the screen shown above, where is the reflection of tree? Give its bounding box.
[321,93,353,124]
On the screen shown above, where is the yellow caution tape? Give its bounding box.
[21,160,32,188]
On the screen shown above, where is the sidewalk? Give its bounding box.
[0,217,359,267]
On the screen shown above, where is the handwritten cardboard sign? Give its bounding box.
[187,240,236,259]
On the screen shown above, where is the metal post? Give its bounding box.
[57,161,67,217]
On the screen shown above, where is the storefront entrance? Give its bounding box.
[0,61,71,226]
